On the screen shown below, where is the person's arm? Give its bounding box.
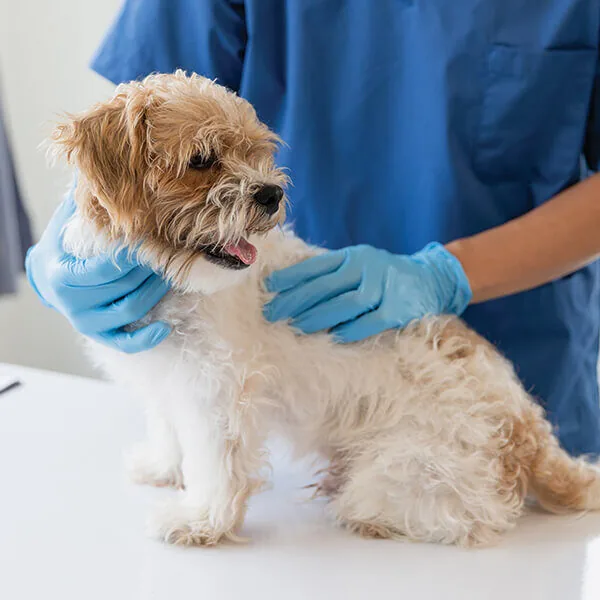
[264,174,600,343]
[91,0,246,89]
[452,51,600,303]
[265,49,600,343]
[448,165,600,304]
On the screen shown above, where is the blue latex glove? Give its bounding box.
[264,243,472,343]
[25,193,171,353]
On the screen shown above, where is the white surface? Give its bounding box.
[0,0,120,377]
[1,363,600,600]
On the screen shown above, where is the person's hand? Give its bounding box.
[25,192,171,353]
[263,243,472,343]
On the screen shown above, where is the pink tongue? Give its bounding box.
[224,238,257,265]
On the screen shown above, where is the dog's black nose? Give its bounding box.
[254,185,284,216]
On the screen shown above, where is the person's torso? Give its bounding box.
[236,0,600,456]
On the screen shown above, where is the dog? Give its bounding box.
[51,71,600,547]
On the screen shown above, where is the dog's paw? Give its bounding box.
[147,498,240,546]
[343,519,395,540]
[125,443,183,490]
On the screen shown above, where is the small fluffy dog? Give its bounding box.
[52,71,600,547]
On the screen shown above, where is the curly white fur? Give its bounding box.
[55,73,600,548]
[63,216,600,548]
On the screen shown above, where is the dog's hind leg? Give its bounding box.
[326,437,521,547]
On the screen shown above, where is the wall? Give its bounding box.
[0,0,123,377]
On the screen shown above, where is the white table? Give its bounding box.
[1,363,600,600]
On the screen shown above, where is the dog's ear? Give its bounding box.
[51,84,152,230]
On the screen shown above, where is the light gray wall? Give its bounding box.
[0,0,123,376]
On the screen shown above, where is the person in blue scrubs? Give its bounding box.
[26,0,600,457]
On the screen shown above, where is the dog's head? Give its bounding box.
[52,71,288,292]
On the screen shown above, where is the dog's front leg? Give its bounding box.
[148,383,265,546]
[126,400,183,489]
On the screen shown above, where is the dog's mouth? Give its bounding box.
[202,237,257,270]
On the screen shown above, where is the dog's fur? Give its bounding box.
[52,71,600,547]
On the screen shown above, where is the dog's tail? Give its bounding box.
[525,407,600,513]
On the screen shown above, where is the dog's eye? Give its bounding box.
[189,153,217,170]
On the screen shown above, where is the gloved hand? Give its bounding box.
[25,192,171,353]
[263,243,472,343]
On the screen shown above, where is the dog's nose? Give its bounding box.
[254,185,284,216]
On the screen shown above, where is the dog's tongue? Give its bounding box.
[224,238,257,265]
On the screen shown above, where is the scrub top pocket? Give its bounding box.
[474,45,597,184]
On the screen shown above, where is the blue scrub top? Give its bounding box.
[92,0,600,456]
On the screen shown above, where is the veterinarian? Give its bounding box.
[26,1,600,458]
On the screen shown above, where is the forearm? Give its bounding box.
[446,173,600,304]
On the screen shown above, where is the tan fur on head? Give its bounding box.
[52,71,288,286]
